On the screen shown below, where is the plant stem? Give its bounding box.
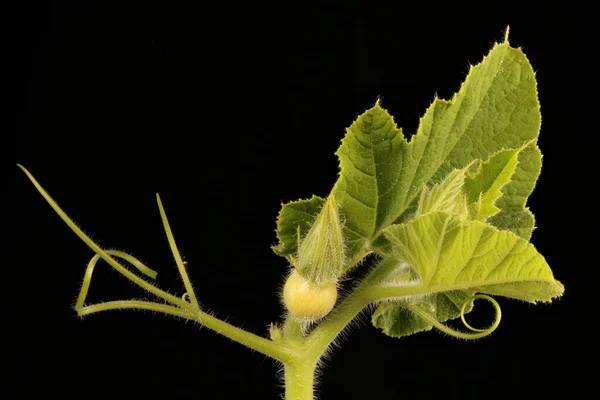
[190,309,298,363]
[284,360,317,400]
[302,257,403,361]
[304,290,370,360]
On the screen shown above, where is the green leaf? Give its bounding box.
[372,211,563,338]
[372,301,434,337]
[416,167,470,220]
[272,196,325,257]
[383,212,563,302]
[488,143,541,239]
[374,166,472,336]
[372,290,474,338]
[371,255,476,338]
[334,42,541,262]
[332,103,406,258]
[465,148,521,221]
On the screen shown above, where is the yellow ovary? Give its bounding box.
[283,270,337,321]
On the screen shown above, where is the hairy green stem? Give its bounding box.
[304,290,370,360]
[79,299,298,361]
[284,361,317,400]
[193,310,298,363]
[303,257,411,359]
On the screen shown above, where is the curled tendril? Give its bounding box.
[407,294,502,340]
[182,292,191,303]
[75,250,158,312]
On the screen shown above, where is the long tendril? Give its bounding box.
[78,300,195,319]
[17,164,192,310]
[406,294,502,340]
[156,194,200,309]
[18,164,296,362]
[75,250,158,311]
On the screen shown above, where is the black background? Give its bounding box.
[5,1,593,399]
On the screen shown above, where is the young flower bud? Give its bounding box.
[296,195,345,285]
